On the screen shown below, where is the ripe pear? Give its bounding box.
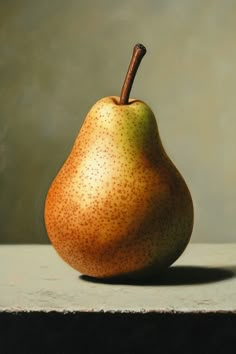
[44,44,194,279]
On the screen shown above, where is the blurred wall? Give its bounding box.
[0,0,235,243]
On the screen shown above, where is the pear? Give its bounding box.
[44,44,194,279]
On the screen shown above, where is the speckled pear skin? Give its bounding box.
[44,96,194,279]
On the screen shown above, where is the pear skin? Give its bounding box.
[45,96,194,279]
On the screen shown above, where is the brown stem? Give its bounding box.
[119,43,147,105]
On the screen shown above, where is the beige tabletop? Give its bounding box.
[0,244,235,313]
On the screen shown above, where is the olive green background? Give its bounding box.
[0,0,235,243]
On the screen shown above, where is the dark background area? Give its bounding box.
[1,312,236,354]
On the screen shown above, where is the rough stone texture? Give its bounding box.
[1,244,236,313]
[1,244,236,353]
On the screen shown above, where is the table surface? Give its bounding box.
[1,244,235,314]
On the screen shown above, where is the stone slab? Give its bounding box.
[1,244,236,313]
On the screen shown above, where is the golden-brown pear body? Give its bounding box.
[45,96,193,279]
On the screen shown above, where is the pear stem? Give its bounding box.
[119,43,147,105]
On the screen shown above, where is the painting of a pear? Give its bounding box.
[44,44,194,279]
